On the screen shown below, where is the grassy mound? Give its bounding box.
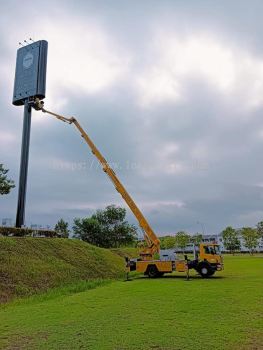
[0,237,125,303]
[110,247,139,258]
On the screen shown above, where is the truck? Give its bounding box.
[32,98,223,278]
[129,243,223,278]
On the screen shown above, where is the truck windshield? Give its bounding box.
[213,245,221,254]
[205,245,221,255]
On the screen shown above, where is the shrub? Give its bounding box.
[0,226,57,238]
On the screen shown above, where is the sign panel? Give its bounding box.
[13,40,48,106]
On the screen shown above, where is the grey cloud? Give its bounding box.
[1,0,263,234]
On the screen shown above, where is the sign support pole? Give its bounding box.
[15,99,32,227]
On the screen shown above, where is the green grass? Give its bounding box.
[111,247,139,258]
[0,237,125,303]
[1,255,263,349]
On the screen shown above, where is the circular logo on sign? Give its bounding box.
[23,52,34,69]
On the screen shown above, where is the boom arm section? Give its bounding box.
[34,100,160,259]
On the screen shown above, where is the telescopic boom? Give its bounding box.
[33,99,160,259]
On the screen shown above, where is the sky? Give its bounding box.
[1,0,263,235]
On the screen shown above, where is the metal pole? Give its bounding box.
[15,100,32,227]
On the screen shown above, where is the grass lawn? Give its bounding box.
[0,255,263,350]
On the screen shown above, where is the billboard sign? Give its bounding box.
[13,40,48,106]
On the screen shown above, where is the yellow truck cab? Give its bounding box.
[193,243,224,277]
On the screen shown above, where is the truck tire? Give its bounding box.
[197,262,213,278]
[147,265,159,278]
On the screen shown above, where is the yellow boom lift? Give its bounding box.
[32,99,223,278]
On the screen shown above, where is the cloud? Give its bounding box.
[41,19,131,97]
[0,131,17,147]
[1,0,263,234]
[135,31,263,111]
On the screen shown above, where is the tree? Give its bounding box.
[0,164,15,195]
[222,226,240,254]
[256,221,263,239]
[190,233,203,246]
[73,217,104,245]
[241,227,260,254]
[161,236,176,249]
[159,236,167,249]
[73,205,137,248]
[54,218,69,238]
[174,231,190,252]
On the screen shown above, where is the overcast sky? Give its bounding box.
[1,0,263,235]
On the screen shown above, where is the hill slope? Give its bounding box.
[0,237,125,303]
[110,247,139,258]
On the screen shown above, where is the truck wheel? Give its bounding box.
[147,265,159,278]
[198,263,212,278]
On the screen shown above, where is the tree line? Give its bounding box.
[1,163,263,252]
[160,232,203,250]
[221,225,262,254]
[159,225,263,254]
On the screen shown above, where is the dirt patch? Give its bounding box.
[236,334,263,350]
[6,331,49,350]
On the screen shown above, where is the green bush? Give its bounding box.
[0,226,57,238]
